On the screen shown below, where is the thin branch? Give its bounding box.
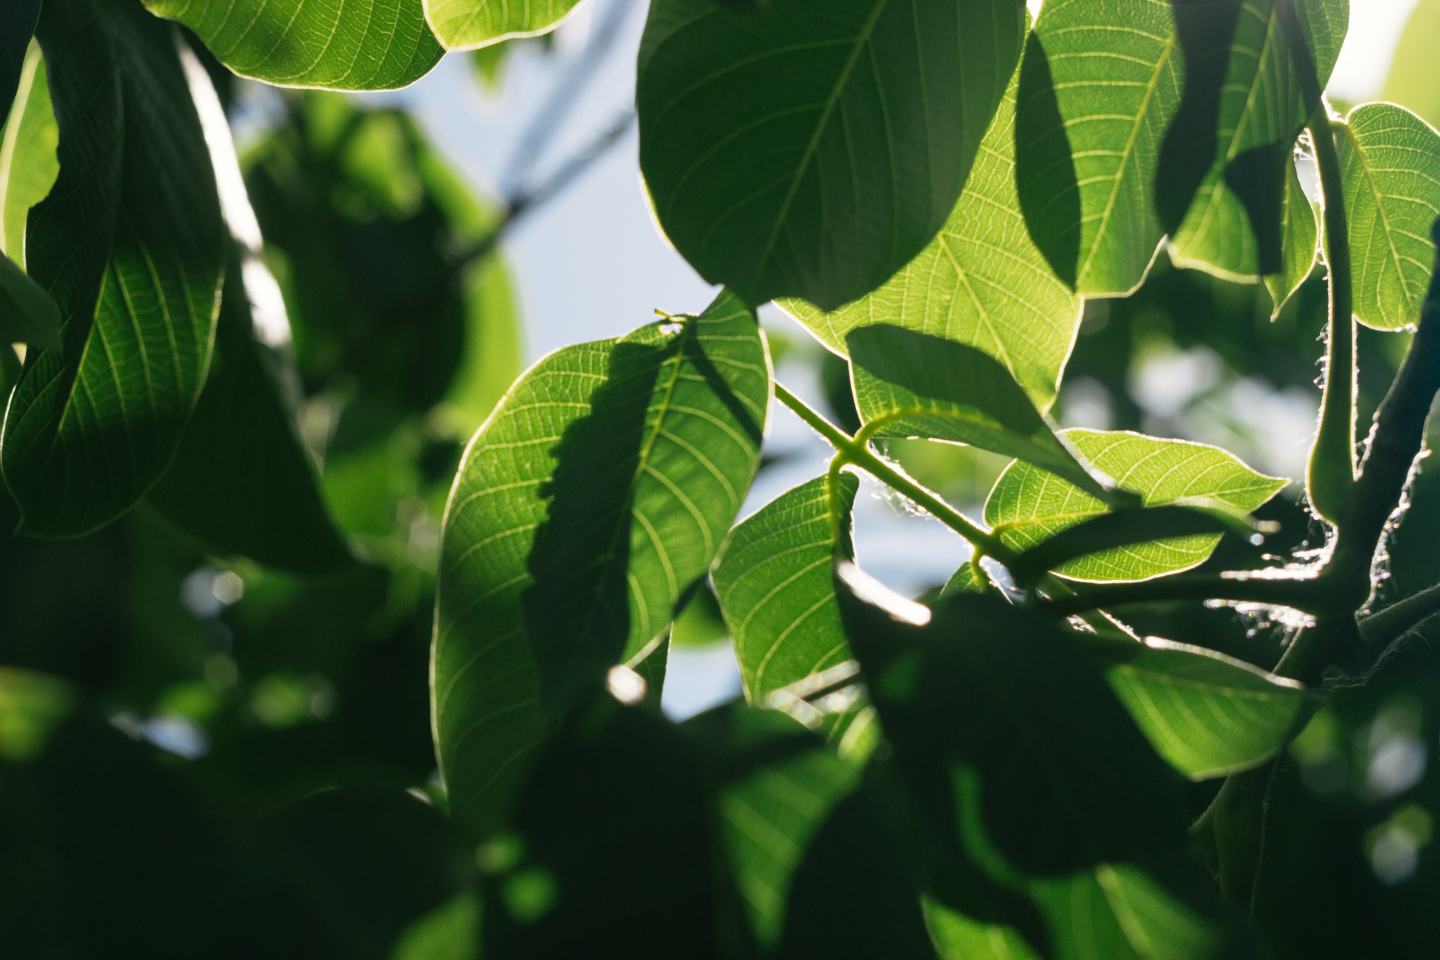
[452,111,635,271]
[1327,223,1440,610]
[499,0,638,193]
[772,382,1019,565]
[1305,100,1358,524]
[1042,573,1324,618]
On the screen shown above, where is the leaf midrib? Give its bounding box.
[752,0,891,288]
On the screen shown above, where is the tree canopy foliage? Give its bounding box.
[5,1,1440,957]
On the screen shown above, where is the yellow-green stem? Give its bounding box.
[1306,100,1358,525]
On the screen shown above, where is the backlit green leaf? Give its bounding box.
[1,0,226,537]
[0,45,57,265]
[1262,156,1320,316]
[145,0,444,90]
[1338,102,1440,331]
[713,473,859,701]
[425,0,583,51]
[780,62,1082,408]
[433,292,769,835]
[848,324,1111,499]
[1017,0,1184,295]
[637,0,1024,310]
[837,569,1247,959]
[985,429,1286,582]
[1166,0,1346,284]
[1085,633,1307,780]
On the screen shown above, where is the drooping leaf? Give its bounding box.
[141,41,349,572]
[1084,633,1307,780]
[1016,0,1185,295]
[836,567,1248,959]
[1,0,226,537]
[144,0,444,90]
[780,61,1081,408]
[713,472,859,701]
[986,429,1287,582]
[433,293,769,835]
[1164,0,1346,284]
[847,325,1111,499]
[0,44,57,264]
[0,0,38,128]
[1338,102,1440,331]
[637,0,1025,310]
[1262,155,1320,316]
[149,245,351,572]
[425,0,583,51]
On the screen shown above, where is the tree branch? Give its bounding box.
[452,111,635,272]
[1326,222,1440,611]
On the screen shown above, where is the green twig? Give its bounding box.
[1306,100,1358,525]
[773,382,1019,566]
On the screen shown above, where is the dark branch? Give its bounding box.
[1326,221,1440,610]
[452,111,635,272]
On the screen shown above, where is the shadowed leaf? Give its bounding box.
[637,0,1024,309]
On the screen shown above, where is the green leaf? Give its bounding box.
[0,0,38,129]
[637,0,1025,310]
[1338,102,1440,331]
[149,244,351,573]
[1,0,226,537]
[425,0,583,51]
[0,45,57,264]
[1165,0,1346,284]
[836,568,1248,960]
[713,473,859,701]
[1017,0,1183,295]
[1006,502,1259,585]
[779,61,1081,408]
[985,429,1287,582]
[0,252,56,348]
[1262,155,1320,316]
[433,292,769,835]
[1084,633,1307,780]
[144,0,444,90]
[847,325,1111,499]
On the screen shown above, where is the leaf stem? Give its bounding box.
[1306,100,1358,525]
[773,381,1018,565]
